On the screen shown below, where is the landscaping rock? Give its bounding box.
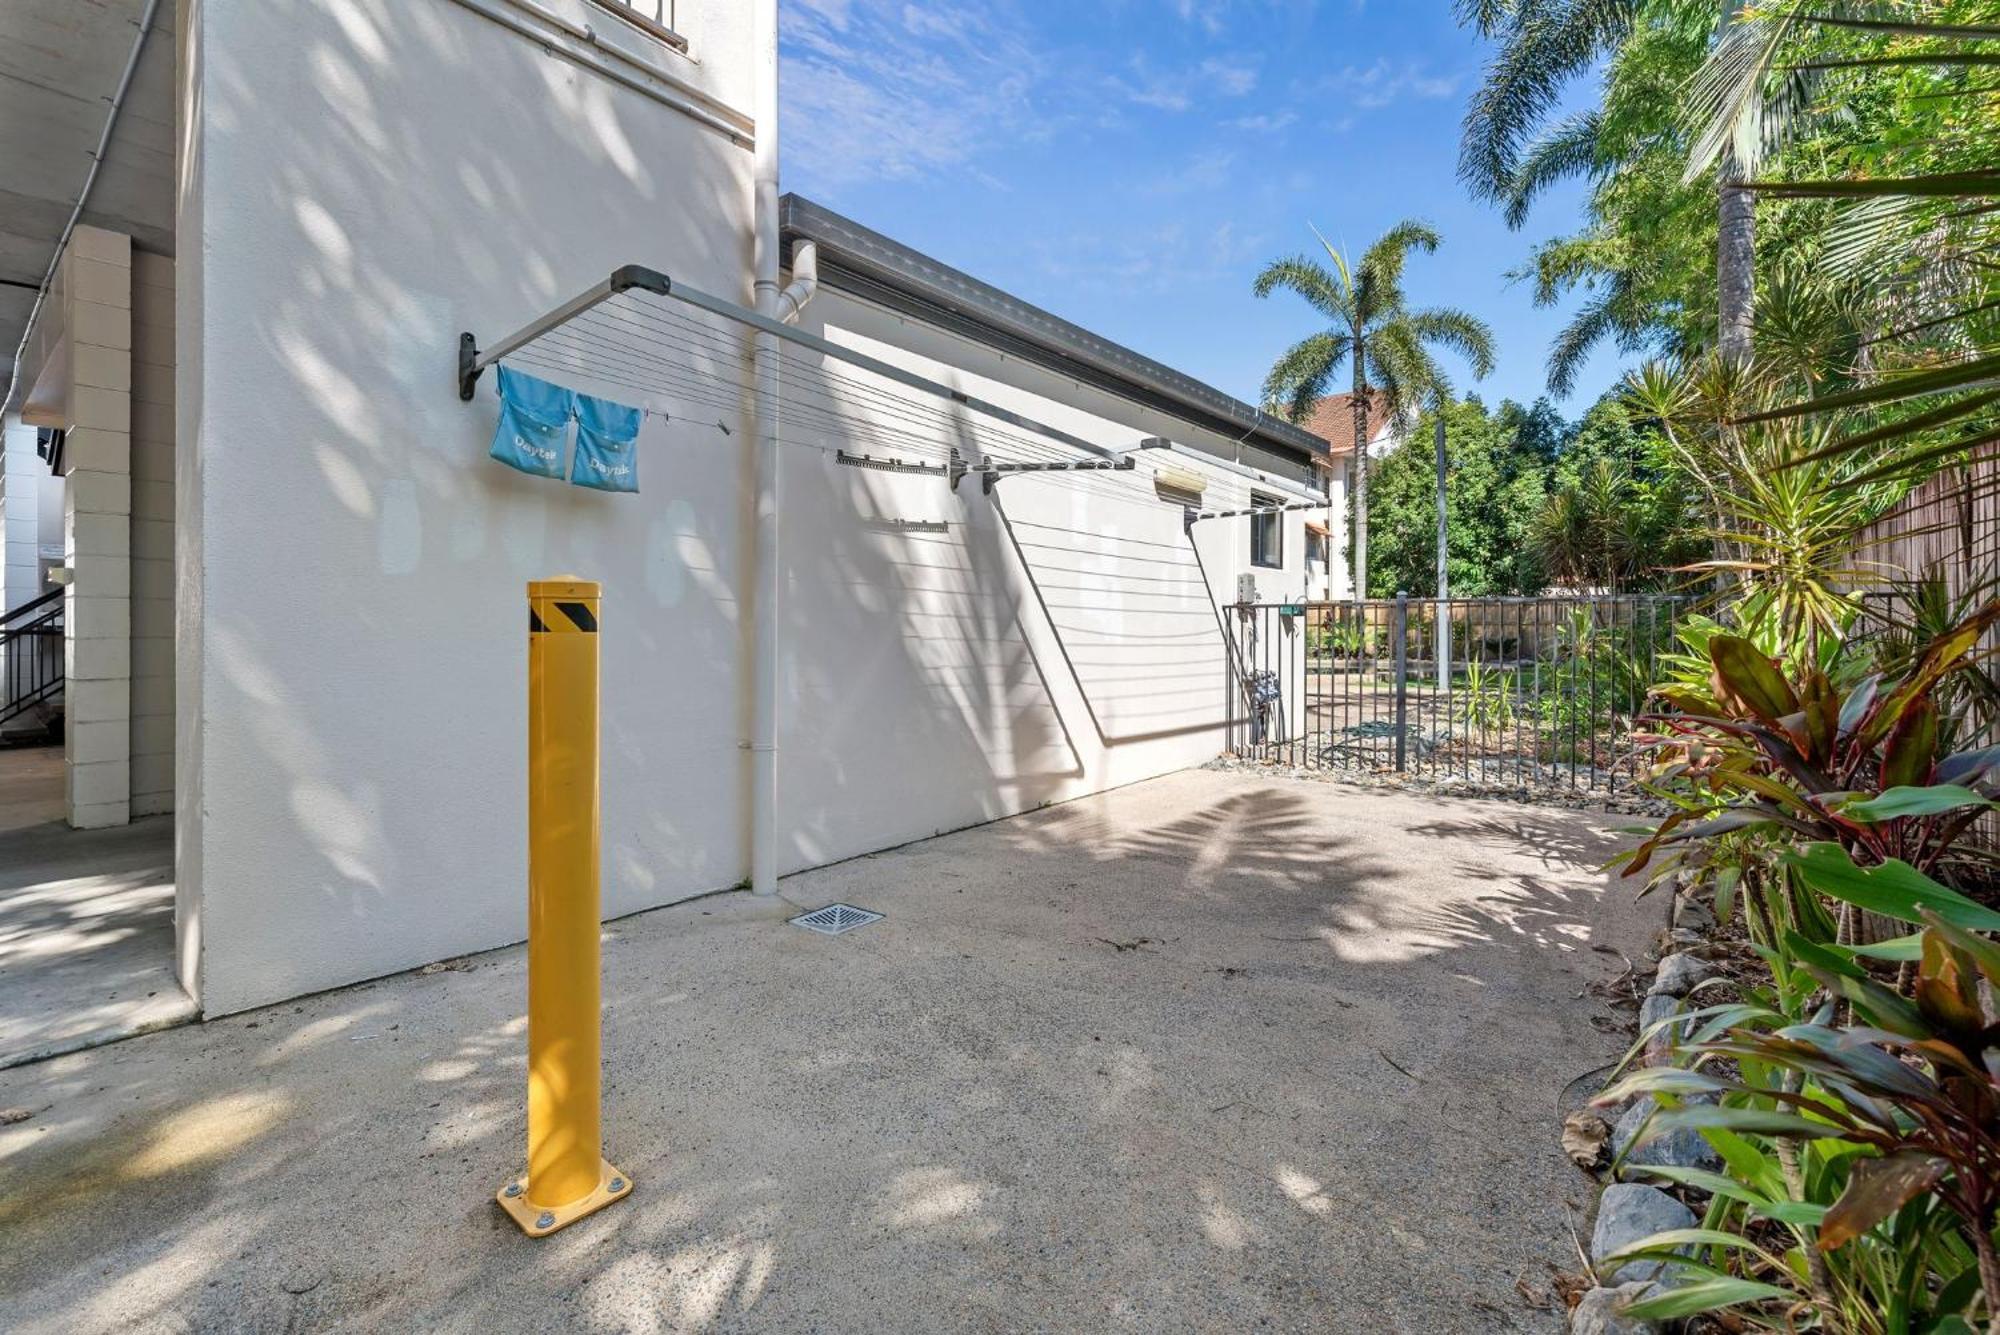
[1591,1184,1695,1284]
[1664,926,1703,949]
[1672,893,1715,932]
[1651,952,1715,999]
[1570,1282,1663,1334]
[1639,993,1689,1059]
[1611,1095,1721,1178]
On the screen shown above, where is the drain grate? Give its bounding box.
[789,903,884,936]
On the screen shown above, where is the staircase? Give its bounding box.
[1,589,63,742]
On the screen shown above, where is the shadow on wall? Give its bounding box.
[0,778,1645,1328]
[201,0,1243,1011]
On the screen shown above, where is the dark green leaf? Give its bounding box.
[1836,675,1880,739]
[1622,1276,1794,1319]
[1709,635,1800,724]
[1784,845,2000,932]
[1843,785,1993,822]
[1736,353,2000,424]
[1849,933,1924,962]
[1747,170,2000,199]
[1936,746,2000,791]
[1881,697,1939,790]
[1648,1103,1840,1143]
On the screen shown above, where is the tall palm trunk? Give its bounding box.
[1350,348,1370,609]
[1717,0,1755,362]
[1718,149,1756,360]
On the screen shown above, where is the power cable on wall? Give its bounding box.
[2,0,160,415]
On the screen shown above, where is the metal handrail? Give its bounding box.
[1,587,60,629]
[1,590,64,730]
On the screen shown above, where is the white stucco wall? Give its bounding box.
[2,415,45,615]
[767,291,1316,866]
[1,413,56,714]
[179,0,757,1013]
[178,0,1316,1015]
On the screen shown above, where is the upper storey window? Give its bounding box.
[587,0,688,52]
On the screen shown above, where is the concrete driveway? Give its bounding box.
[0,813,194,1069]
[0,768,1654,1333]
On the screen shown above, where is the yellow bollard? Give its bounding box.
[496,577,632,1237]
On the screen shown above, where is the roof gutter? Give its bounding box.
[780,195,1328,467]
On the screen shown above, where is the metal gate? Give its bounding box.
[1225,594,1686,792]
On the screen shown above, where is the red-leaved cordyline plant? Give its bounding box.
[1619,603,2000,896]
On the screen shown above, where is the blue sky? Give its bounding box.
[778,0,1633,419]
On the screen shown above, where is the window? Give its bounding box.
[586,0,688,51]
[1305,527,1327,573]
[1250,492,1281,569]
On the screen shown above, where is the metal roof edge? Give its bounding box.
[779,194,1328,464]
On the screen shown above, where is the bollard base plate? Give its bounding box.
[496,1158,633,1237]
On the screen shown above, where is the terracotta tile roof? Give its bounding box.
[1295,391,1392,458]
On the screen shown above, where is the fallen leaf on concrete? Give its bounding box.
[420,957,472,974]
[1514,1275,1552,1310]
[0,1107,32,1125]
[1548,1268,1592,1310]
[1562,1110,1611,1170]
[1095,938,1155,953]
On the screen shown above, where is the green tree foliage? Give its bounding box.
[1535,399,1709,590]
[1360,394,1702,597]
[1365,397,1548,597]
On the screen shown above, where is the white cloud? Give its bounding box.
[1164,0,1321,37]
[1314,58,1461,110]
[789,0,853,30]
[1225,110,1298,133]
[1028,215,1268,295]
[781,0,1040,191]
[1109,53,1260,112]
[1141,148,1238,196]
[1201,57,1260,97]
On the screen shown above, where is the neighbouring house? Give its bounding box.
[1294,390,1405,601]
[0,0,1332,1017]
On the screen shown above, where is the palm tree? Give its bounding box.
[1253,221,1496,604]
[1456,0,1758,377]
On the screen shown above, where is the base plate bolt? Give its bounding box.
[503,1184,522,1198]
[609,1178,625,1193]
[535,1211,556,1230]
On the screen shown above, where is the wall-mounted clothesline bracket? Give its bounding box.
[1182,498,1329,533]
[948,446,1136,495]
[457,265,1130,478]
[835,449,950,477]
[459,266,673,402]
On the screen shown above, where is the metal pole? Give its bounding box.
[1393,591,1409,772]
[498,578,630,1237]
[1434,410,1450,694]
[749,0,782,896]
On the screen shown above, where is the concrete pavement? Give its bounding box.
[0,814,192,1069]
[0,769,1654,1332]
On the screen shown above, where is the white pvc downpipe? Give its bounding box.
[747,0,786,896]
[776,242,818,324]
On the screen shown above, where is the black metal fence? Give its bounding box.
[1225,594,1687,792]
[2,588,64,732]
